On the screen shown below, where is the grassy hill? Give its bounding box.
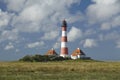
[0,60,120,80]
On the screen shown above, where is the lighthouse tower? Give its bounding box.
[60,20,68,57]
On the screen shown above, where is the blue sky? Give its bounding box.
[0,0,120,61]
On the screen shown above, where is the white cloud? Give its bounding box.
[101,16,120,30]
[84,29,96,36]
[0,0,85,51]
[11,4,43,33]
[53,42,60,49]
[41,30,59,40]
[27,41,44,48]
[116,40,120,48]
[83,39,97,48]
[0,29,18,42]
[0,9,12,31]
[99,31,120,41]
[87,0,120,23]
[112,16,120,27]
[0,9,17,43]
[8,0,81,33]
[15,49,19,52]
[19,4,46,22]
[4,42,14,50]
[4,0,26,12]
[104,31,119,40]
[68,27,82,42]
[67,12,85,23]
[101,22,112,30]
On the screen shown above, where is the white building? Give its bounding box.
[71,48,86,60]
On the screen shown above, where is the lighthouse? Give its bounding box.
[60,20,68,57]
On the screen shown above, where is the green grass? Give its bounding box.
[0,60,120,80]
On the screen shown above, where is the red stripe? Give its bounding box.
[62,26,67,31]
[61,36,67,42]
[61,47,68,55]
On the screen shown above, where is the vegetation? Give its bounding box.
[19,54,71,62]
[0,60,120,80]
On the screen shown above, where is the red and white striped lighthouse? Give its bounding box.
[60,20,68,57]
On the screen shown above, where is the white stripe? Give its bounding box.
[61,42,67,47]
[62,31,67,37]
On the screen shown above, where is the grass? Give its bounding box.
[0,60,120,80]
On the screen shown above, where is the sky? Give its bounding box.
[0,0,120,61]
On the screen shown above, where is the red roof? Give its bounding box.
[45,48,58,56]
[71,48,85,56]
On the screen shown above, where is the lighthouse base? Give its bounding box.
[60,54,68,58]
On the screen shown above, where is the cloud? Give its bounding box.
[87,0,120,24]
[11,4,43,33]
[1,0,82,41]
[67,12,85,23]
[86,0,120,47]
[101,15,120,30]
[15,49,19,52]
[53,42,60,49]
[8,0,81,33]
[111,15,120,28]
[4,0,26,12]
[0,0,84,52]
[84,29,96,36]
[41,31,59,40]
[0,9,13,31]
[27,41,44,48]
[83,39,97,48]
[116,40,120,48]
[0,9,17,43]
[99,31,120,41]
[0,29,18,42]
[68,27,82,42]
[101,22,112,30]
[4,42,14,50]
[18,4,45,22]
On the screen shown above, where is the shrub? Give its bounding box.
[19,55,33,62]
[19,54,71,62]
